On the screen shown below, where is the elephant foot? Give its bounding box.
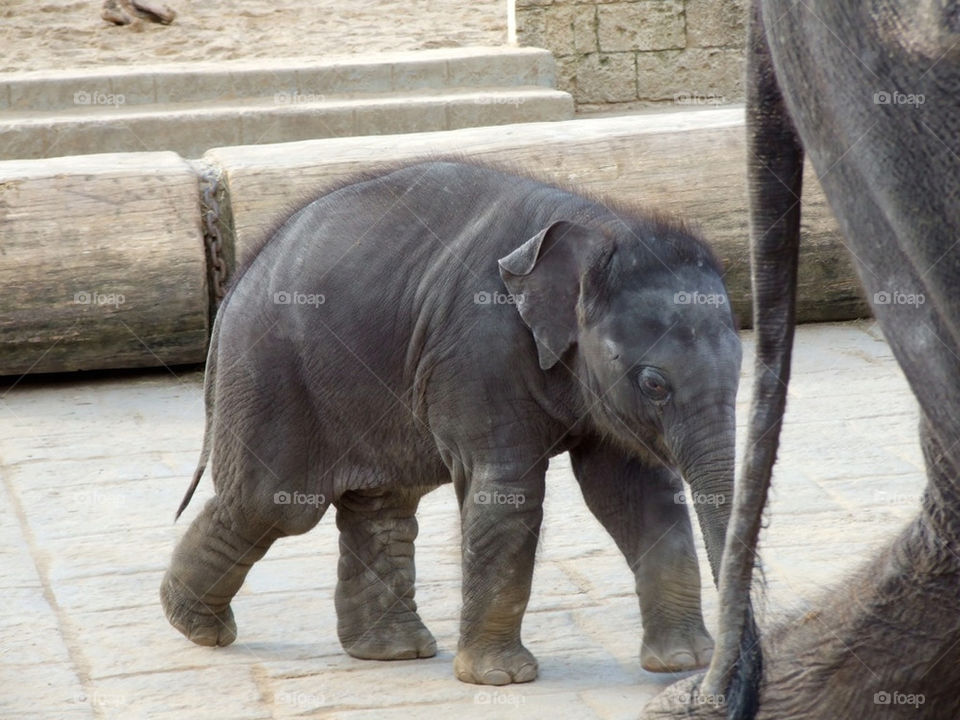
[642,673,726,718]
[335,488,434,660]
[641,623,714,672]
[160,571,237,647]
[342,610,437,660]
[454,642,538,685]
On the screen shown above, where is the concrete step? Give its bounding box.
[0,86,573,159]
[0,46,573,159]
[0,47,558,111]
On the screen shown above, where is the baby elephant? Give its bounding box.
[161,161,741,685]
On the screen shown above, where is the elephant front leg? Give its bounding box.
[453,461,545,685]
[334,487,436,660]
[571,442,713,672]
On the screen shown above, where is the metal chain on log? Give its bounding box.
[197,163,228,305]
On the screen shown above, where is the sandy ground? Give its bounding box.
[0,0,508,73]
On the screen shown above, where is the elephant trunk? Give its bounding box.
[668,399,764,718]
[667,405,737,586]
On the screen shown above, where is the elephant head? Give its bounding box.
[499,218,741,583]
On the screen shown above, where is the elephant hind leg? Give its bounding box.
[160,496,283,646]
[334,486,436,660]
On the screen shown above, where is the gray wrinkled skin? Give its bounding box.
[645,1,960,719]
[160,161,742,685]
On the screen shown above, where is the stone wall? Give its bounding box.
[515,0,746,110]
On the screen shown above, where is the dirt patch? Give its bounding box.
[0,0,508,73]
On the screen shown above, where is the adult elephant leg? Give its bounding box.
[334,487,436,660]
[570,440,713,672]
[453,457,546,685]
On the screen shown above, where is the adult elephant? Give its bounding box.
[646,1,960,719]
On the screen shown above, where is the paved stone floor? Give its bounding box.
[0,321,925,719]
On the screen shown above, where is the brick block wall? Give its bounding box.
[515,0,746,110]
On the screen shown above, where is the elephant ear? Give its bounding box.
[498,220,614,370]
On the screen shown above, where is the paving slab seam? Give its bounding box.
[90,664,239,682]
[1,470,102,718]
[249,664,274,708]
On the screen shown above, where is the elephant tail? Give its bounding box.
[175,445,209,521]
[175,303,224,521]
[701,3,804,719]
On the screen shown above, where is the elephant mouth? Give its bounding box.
[589,405,672,467]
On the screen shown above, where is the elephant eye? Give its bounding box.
[638,367,671,403]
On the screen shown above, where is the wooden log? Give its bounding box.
[205,109,869,326]
[0,152,208,375]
